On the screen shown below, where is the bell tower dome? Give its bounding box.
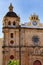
[9,3,13,12]
[3,3,20,28]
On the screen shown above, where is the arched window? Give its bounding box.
[10,40,14,44]
[11,33,13,38]
[34,17,35,19]
[31,17,33,19]
[8,21,11,25]
[13,21,15,25]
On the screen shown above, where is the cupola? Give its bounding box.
[29,14,40,22]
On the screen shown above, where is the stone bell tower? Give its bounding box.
[29,14,40,26]
[2,3,20,65]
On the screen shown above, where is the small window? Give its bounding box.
[13,21,15,25]
[32,17,33,19]
[10,55,14,59]
[34,17,35,19]
[32,36,39,45]
[10,40,14,44]
[11,33,13,38]
[8,21,11,25]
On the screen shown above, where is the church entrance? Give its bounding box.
[33,60,42,65]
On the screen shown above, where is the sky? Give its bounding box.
[0,0,43,38]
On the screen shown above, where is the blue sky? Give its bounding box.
[0,0,43,38]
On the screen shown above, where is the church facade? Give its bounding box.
[2,4,43,65]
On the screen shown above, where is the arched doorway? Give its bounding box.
[33,60,42,65]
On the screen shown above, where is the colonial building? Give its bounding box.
[2,4,43,65]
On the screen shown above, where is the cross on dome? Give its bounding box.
[9,3,13,12]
